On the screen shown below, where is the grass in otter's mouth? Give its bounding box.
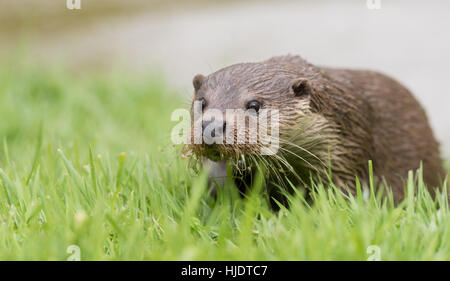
[0,61,449,261]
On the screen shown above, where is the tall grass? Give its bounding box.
[0,61,448,260]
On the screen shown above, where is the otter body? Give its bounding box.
[187,55,445,206]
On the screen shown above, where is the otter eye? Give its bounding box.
[200,98,206,109]
[247,100,261,112]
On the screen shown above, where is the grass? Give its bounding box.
[0,60,449,261]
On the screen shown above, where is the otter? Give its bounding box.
[184,55,446,208]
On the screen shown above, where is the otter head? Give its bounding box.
[186,57,322,169]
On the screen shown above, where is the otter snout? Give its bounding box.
[202,119,226,144]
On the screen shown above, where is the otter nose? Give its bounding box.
[202,120,226,142]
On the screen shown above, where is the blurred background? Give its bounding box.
[1,0,449,157]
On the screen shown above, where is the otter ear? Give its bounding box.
[193,74,205,92]
[291,78,312,98]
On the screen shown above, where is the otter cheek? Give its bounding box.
[191,118,203,145]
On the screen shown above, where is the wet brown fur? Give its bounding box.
[186,55,446,206]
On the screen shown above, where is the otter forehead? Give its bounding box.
[205,62,299,92]
[196,62,300,109]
